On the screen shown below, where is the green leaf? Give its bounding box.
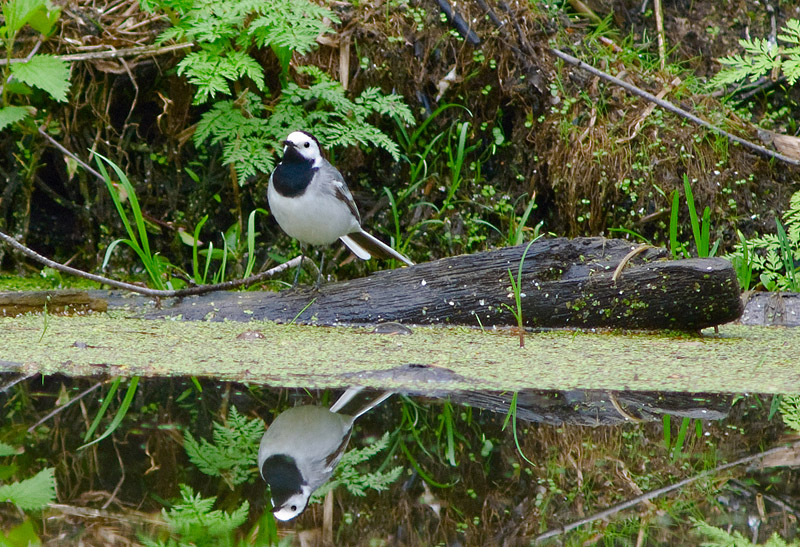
[26,1,60,36]
[0,442,18,457]
[0,106,32,132]
[0,467,56,511]
[0,518,42,546]
[10,54,70,102]
[2,0,46,35]
[3,80,33,95]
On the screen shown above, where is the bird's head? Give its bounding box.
[282,131,323,166]
[261,453,311,521]
[271,488,311,521]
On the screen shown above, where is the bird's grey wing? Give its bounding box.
[318,161,361,224]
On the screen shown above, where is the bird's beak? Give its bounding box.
[282,140,293,148]
[270,504,282,513]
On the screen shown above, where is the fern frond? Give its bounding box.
[249,0,339,54]
[163,484,249,539]
[778,19,800,44]
[311,432,402,502]
[692,518,755,546]
[183,406,265,488]
[223,136,276,184]
[780,395,800,433]
[783,56,800,85]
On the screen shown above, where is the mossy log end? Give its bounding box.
[0,290,108,316]
[148,237,743,331]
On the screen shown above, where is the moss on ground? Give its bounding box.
[0,314,797,393]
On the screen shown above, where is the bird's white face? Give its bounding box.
[272,490,310,521]
[284,131,322,166]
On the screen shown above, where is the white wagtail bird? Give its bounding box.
[268,131,413,285]
[258,388,393,521]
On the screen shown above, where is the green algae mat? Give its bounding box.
[0,315,798,393]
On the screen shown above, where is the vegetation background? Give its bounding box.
[1,0,800,545]
[1,0,798,287]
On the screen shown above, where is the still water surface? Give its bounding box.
[0,375,797,545]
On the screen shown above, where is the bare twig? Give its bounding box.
[37,126,104,181]
[28,381,104,433]
[0,42,193,66]
[102,438,126,510]
[549,48,800,166]
[729,478,800,519]
[653,0,666,71]
[534,442,800,542]
[0,228,303,297]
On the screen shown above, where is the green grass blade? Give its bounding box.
[513,195,538,246]
[383,187,402,247]
[700,206,711,257]
[81,376,139,449]
[203,242,214,284]
[442,402,456,467]
[768,395,783,421]
[244,208,269,279]
[735,230,752,291]
[83,377,121,442]
[671,417,691,461]
[94,152,165,288]
[94,155,137,250]
[408,103,471,146]
[398,441,454,489]
[607,227,653,244]
[192,215,209,282]
[776,219,800,291]
[94,152,151,259]
[669,190,680,259]
[683,175,702,256]
[101,239,131,270]
[502,392,535,466]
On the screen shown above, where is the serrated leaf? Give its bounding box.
[2,0,46,35]
[0,106,32,132]
[0,467,56,511]
[10,55,70,102]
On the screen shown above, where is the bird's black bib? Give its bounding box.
[261,454,304,505]
[272,147,317,198]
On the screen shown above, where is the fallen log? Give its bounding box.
[148,237,743,331]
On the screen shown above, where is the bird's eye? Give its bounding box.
[303,142,310,148]
[291,505,297,511]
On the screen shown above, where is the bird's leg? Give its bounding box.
[314,252,325,289]
[292,247,305,288]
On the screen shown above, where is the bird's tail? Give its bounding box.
[340,230,414,266]
[329,387,394,420]
[352,391,394,420]
[329,387,364,413]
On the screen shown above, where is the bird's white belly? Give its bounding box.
[268,183,360,246]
